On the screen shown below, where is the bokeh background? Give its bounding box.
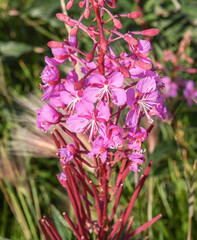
[0,0,197,239]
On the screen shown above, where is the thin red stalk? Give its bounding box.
[69,164,94,196]
[91,0,105,74]
[64,179,87,238]
[123,215,134,240]
[65,165,86,221]
[116,164,130,188]
[115,156,127,185]
[114,160,153,238]
[109,183,123,221]
[72,158,93,190]
[54,129,67,147]
[41,219,57,240]
[63,212,81,240]
[51,132,60,149]
[75,154,94,168]
[89,180,102,227]
[128,214,162,238]
[59,124,88,151]
[43,216,62,240]
[39,219,50,240]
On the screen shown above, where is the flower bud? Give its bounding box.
[70,26,79,36]
[124,36,138,46]
[84,8,90,19]
[98,0,104,7]
[113,19,122,29]
[119,66,130,79]
[100,37,108,53]
[79,1,85,8]
[47,41,64,48]
[66,0,73,10]
[74,78,85,90]
[86,50,95,63]
[128,11,142,19]
[56,13,69,22]
[142,28,160,37]
[135,61,152,70]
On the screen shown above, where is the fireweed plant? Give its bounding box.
[37,0,167,239]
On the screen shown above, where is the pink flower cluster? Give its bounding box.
[37,4,167,174]
[156,31,197,107]
[37,0,166,239]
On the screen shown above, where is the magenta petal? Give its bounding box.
[126,108,139,127]
[136,76,156,93]
[97,101,110,121]
[86,74,105,86]
[66,115,89,132]
[108,72,124,88]
[42,85,55,101]
[83,87,101,103]
[137,40,152,53]
[126,88,136,107]
[111,88,126,106]
[75,100,94,117]
[60,91,75,105]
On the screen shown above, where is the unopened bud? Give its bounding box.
[107,0,117,8]
[113,19,122,29]
[135,61,152,70]
[186,68,197,74]
[142,28,160,37]
[70,26,79,36]
[84,8,90,19]
[86,50,94,63]
[66,0,73,10]
[98,0,104,6]
[79,1,85,8]
[88,25,97,38]
[119,67,130,79]
[128,11,142,19]
[124,36,138,45]
[56,13,69,22]
[100,37,108,53]
[74,78,85,90]
[47,41,64,48]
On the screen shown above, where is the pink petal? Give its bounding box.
[97,101,110,121]
[136,76,156,93]
[111,88,126,106]
[126,88,136,108]
[83,87,101,103]
[108,72,124,88]
[75,100,94,117]
[126,108,139,127]
[66,115,89,132]
[86,74,105,86]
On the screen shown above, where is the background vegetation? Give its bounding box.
[0,0,197,239]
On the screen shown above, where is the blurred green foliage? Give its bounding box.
[0,0,197,239]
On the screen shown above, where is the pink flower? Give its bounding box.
[183,80,197,106]
[126,76,166,127]
[161,76,178,98]
[129,152,145,173]
[66,101,110,141]
[36,103,62,131]
[106,125,123,148]
[83,72,126,106]
[57,172,67,188]
[88,136,108,163]
[47,35,78,65]
[59,144,76,164]
[127,127,147,152]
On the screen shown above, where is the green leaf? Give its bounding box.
[0,41,32,58]
[51,205,73,240]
